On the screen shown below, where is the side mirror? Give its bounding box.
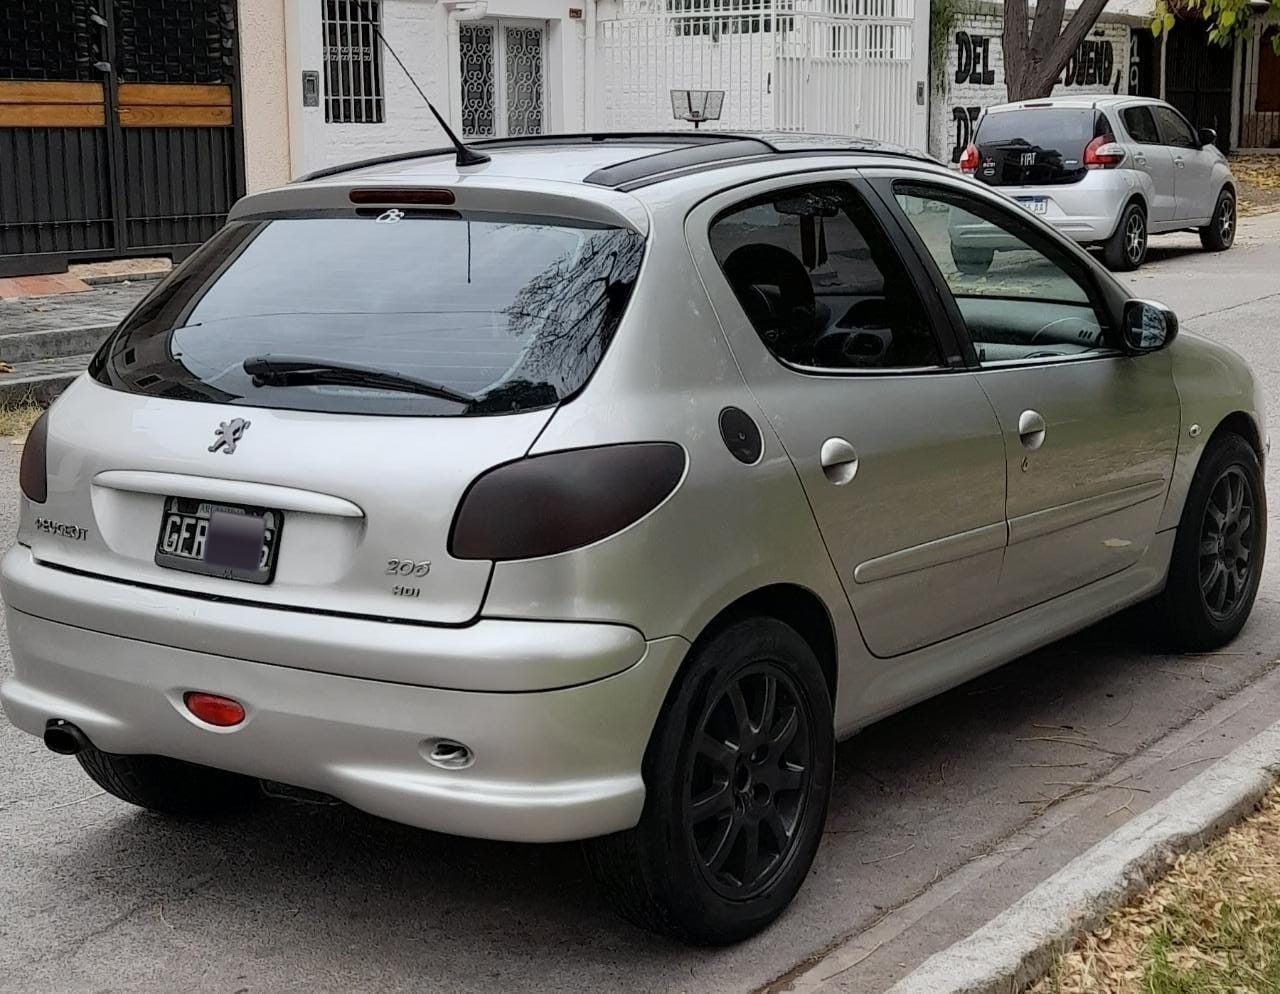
[1197,127,1218,148]
[1121,299,1179,353]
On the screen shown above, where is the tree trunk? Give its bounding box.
[1003,0,1110,101]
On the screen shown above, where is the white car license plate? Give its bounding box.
[155,497,281,584]
[1016,197,1048,215]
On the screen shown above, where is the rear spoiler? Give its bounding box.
[230,179,650,236]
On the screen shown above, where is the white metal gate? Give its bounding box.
[594,0,921,144]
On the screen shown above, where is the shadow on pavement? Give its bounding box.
[28,609,1278,993]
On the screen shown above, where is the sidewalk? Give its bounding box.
[0,280,153,404]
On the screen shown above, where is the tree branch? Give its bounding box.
[1002,0,1033,100]
[1033,0,1110,96]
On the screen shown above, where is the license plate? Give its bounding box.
[1017,197,1048,215]
[155,497,281,584]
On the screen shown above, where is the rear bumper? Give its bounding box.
[952,175,1132,245]
[0,550,688,842]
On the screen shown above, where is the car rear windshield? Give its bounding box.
[976,108,1107,155]
[89,211,646,417]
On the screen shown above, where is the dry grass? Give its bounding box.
[1031,785,1280,993]
[0,402,43,438]
[1231,155,1280,215]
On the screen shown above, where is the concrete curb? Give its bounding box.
[885,720,1280,994]
[80,271,167,287]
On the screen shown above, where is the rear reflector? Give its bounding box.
[349,189,456,206]
[184,692,246,727]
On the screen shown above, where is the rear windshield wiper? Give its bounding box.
[243,355,475,405]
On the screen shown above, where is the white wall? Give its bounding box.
[283,0,588,178]
[238,0,292,192]
[929,9,1133,163]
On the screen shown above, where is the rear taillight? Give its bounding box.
[1084,135,1125,169]
[958,143,980,174]
[19,411,48,504]
[449,443,686,561]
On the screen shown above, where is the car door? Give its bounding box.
[880,174,1180,614]
[1119,103,1177,225]
[1153,104,1216,222]
[686,175,1009,658]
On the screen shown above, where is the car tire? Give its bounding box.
[1103,202,1147,271]
[1199,189,1236,252]
[77,746,260,816]
[1156,432,1266,651]
[950,245,993,275]
[585,617,834,945]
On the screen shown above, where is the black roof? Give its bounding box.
[296,131,938,189]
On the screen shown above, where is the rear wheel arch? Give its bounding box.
[684,584,838,707]
[1103,198,1148,269]
[1106,193,1147,236]
[1120,193,1147,229]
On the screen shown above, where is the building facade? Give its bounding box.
[928,1,1142,163]
[241,0,932,188]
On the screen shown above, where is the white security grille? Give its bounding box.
[597,0,919,144]
[459,20,547,139]
[322,0,385,124]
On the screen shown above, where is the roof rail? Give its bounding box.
[295,131,767,184]
[582,138,776,188]
[293,131,940,190]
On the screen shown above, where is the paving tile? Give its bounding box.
[0,275,92,300]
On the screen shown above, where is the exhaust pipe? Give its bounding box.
[43,719,91,756]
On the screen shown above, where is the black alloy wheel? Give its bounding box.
[685,662,813,900]
[1198,465,1257,621]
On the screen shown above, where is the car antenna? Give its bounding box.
[353,2,490,167]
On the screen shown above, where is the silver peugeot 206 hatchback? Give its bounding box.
[2,133,1266,945]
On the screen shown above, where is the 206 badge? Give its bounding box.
[209,418,251,455]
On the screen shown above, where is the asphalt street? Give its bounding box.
[2,214,1279,994]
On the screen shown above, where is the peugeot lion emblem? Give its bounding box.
[209,418,251,455]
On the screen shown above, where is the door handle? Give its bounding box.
[1018,410,1047,451]
[1174,157,1185,168]
[820,437,859,485]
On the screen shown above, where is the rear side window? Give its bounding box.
[90,212,645,417]
[708,183,942,371]
[1122,106,1160,144]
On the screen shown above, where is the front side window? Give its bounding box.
[708,183,942,371]
[90,212,645,416]
[1153,105,1198,148]
[893,183,1107,363]
[1122,105,1161,144]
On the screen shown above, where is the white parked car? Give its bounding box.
[954,96,1237,270]
[1,133,1266,944]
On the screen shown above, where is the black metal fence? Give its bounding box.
[1164,20,1234,154]
[0,0,244,277]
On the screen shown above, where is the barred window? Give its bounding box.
[323,0,385,124]
[666,0,793,37]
